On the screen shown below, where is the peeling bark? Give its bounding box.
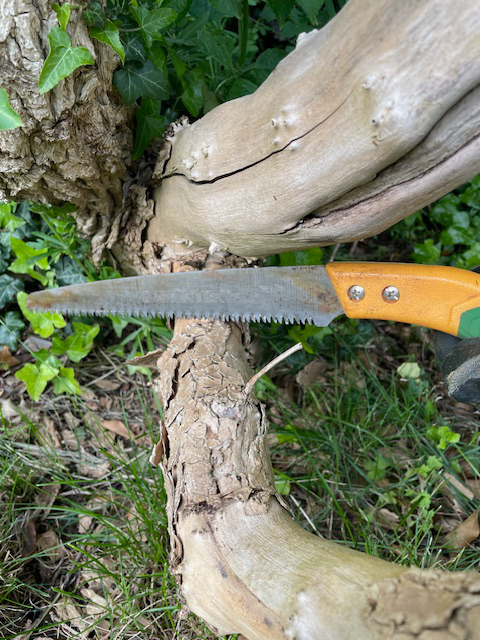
[0,0,133,261]
[150,0,480,257]
[155,319,480,639]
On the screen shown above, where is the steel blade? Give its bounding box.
[26,266,344,326]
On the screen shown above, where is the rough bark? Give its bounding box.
[0,0,133,261]
[149,0,480,257]
[155,318,480,639]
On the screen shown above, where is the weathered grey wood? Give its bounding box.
[149,0,480,257]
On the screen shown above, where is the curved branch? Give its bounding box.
[149,0,480,256]
[156,319,480,639]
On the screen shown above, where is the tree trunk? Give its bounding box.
[0,0,133,262]
[1,0,479,638]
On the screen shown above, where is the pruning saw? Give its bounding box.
[26,262,480,339]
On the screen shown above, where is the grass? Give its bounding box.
[0,378,224,639]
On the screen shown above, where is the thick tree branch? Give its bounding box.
[149,0,480,257]
[156,319,480,639]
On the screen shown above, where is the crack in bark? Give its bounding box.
[290,128,480,235]
[162,89,355,186]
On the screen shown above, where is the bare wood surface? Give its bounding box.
[149,0,480,257]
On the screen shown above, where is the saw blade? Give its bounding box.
[26,266,344,325]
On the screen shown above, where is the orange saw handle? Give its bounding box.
[326,262,480,339]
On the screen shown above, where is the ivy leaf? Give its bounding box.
[123,33,146,64]
[0,203,25,232]
[52,321,99,362]
[132,98,165,160]
[39,27,95,94]
[0,311,25,350]
[196,27,235,70]
[181,69,204,117]
[52,2,71,30]
[54,256,87,286]
[83,1,106,28]
[16,361,59,401]
[9,236,50,284]
[53,367,82,395]
[0,87,22,131]
[266,0,295,27]
[90,20,125,64]
[0,275,24,311]
[17,291,66,338]
[114,60,169,105]
[296,0,325,24]
[131,6,178,47]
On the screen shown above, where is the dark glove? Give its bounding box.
[434,266,480,403]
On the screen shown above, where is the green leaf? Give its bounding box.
[417,455,443,478]
[52,321,99,362]
[55,256,87,286]
[397,362,421,380]
[17,291,66,338]
[440,225,475,246]
[131,6,178,47]
[266,0,295,27]
[169,49,186,78]
[9,236,50,284]
[53,367,82,395]
[296,0,325,23]
[39,27,95,94]
[364,454,389,482]
[0,87,22,131]
[208,0,240,18]
[109,315,129,338]
[0,311,25,350]
[148,45,167,75]
[0,203,25,232]
[427,425,461,451]
[83,1,106,28]
[123,33,146,64]
[132,99,165,160]
[16,361,59,401]
[413,238,442,265]
[279,248,324,266]
[181,70,204,117]
[52,2,71,30]
[0,275,24,311]
[274,473,291,495]
[113,60,170,105]
[90,20,125,64]
[196,27,235,70]
[227,78,258,100]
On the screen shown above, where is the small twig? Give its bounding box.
[328,243,341,262]
[348,240,359,256]
[245,343,303,394]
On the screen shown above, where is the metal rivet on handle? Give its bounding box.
[382,286,400,302]
[348,285,365,301]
